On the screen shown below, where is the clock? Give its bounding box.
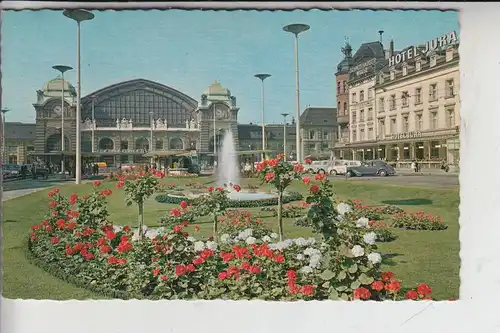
[53,106,62,116]
[215,107,226,120]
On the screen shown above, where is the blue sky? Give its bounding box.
[1,9,458,124]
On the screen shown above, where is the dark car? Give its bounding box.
[347,160,396,177]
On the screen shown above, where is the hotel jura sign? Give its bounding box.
[388,31,458,67]
[391,131,422,140]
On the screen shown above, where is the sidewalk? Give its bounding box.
[395,168,458,176]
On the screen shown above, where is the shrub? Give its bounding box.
[345,199,383,221]
[369,221,397,242]
[390,211,447,230]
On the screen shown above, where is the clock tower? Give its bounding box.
[197,81,240,154]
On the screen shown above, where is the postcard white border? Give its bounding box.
[1,2,499,333]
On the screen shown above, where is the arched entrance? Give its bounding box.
[46,134,70,152]
[169,138,184,150]
[135,138,150,151]
[98,138,114,151]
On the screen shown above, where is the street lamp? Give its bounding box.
[91,95,97,153]
[283,23,310,164]
[63,9,95,184]
[1,108,10,164]
[281,113,289,161]
[149,111,154,165]
[254,74,271,161]
[52,65,73,175]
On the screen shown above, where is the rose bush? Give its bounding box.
[261,201,310,218]
[390,211,447,230]
[369,220,397,242]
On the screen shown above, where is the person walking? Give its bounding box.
[411,160,416,173]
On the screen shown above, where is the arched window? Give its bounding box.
[135,138,149,151]
[343,102,348,116]
[337,82,341,94]
[46,134,70,152]
[169,138,184,150]
[98,138,114,150]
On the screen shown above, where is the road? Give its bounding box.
[329,174,459,189]
[1,178,94,202]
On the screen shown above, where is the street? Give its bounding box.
[330,173,459,189]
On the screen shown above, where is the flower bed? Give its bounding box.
[369,221,397,242]
[390,211,447,230]
[260,201,310,218]
[155,191,303,208]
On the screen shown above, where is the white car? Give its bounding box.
[328,160,362,175]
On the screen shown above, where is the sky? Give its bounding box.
[1,9,459,125]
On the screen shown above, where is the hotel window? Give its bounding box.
[368,107,373,120]
[430,56,437,67]
[368,89,373,99]
[429,84,438,101]
[415,87,422,104]
[416,61,421,71]
[430,111,438,129]
[352,92,357,103]
[343,81,347,93]
[352,130,357,142]
[446,79,455,98]
[360,90,365,101]
[403,116,409,132]
[368,127,374,140]
[390,118,397,134]
[323,131,329,140]
[390,95,396,110]
[390,71,395,80]
[415,114,423,131]
[337,82,341,95]
[309,130,315,140]
[447,108,456,128]
[402,66,408,76]
[378,120,386,137]
[402,91,409,107]
[343,102,348,116]
[360,129,365,141]
[352,111,357,123]
[155,140,163,150]
[360,109,365,122]
[379,97,385,112]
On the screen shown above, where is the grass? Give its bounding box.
[2,176,460,300]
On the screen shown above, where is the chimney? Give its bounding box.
[378,30,384,43]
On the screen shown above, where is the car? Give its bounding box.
[307,160,331,174]
[328,160,362,175]
[346,160,396,177]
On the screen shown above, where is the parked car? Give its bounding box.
[346,160,396,177]
[306,160,331,174]
[328,160,362,175]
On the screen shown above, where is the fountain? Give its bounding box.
[160,130,302,207]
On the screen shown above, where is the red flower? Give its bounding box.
[69,194,78,205]
[218,272,228,280]
[160,275,167,281]
[216,187,223,192]
[192,257,205,265]
[293,164,305,173]
[93,180,102,187]
[116,181,125,189]
[175,264,187,276]
[97,237,107,246]
[301,285,314,296]
[51,236,60,245]
[353,287,371,300]
[304,158,312,165]
[309,184,320,194]
[56,219,66,229]
[108,256,119,264]
[286,270,297,280]
[274,254,285,263]
[381,271,394,281]
[371,280,384,292]
[99,189,112,196]
[170,208,182,217]
[186,264,195,272]
[123,226,131,232]
[117,241,133,253]
[99,245,112,254]
[289,284,300,294]
[405,290,418,300]
[314,173,327,181]
[120,235,129,242]
[265,172,276,182]
[416,283,432,297]
[207,186,214,192]
[232,184,241,192]
[180,201,188,209]
[153,268,160,276]
[194,225,200,232]
[49,200,57,208]
[302,176,311,184]
[385,280,402,293]
[173,225,183,233]
[105,230,117,241]
[221,252,234,262]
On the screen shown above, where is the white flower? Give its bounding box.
[337,202,352,215]
[356,217,370,228]
[367,252,382,265]
[113,225,123,232]
[206,241,218,250]
[268,243,277,250]
[245,236,257,245]
[351,245,365,257]
[296,254,305,260]
[220,234,231,244]
[187,236,196,242]
[262,235,271,243]
[303,247,320,256]
[363,232,377,245]
[284,239,294,247]
[300,266,313,274]
[270,233,279,239]
[273,241,290,251]
[193,241,205,252]
[307,237,316,245]
[294,237,307,246]
[336,215,345,222]
[309,254,322,268]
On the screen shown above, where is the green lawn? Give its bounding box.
[2,176,460,300]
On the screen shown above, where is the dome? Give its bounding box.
[42,77,76,95]
[204,81,231,96]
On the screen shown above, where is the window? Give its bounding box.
[352,111,357,123]
[352,130,357,142]
[309,130,315,140]
[446,79,454,98]
[402,66,408,76]
[447,108,456,128]
[155,140,163,150]
[337,82,341,95]
[368,107,373,120]
[379,97,385,112]
[415,87,422,104]
[429,84,438,101]
[390,95,396,110]
[360,109,365,122]
[343,81,347,94]
[403,116,409,132]
[343,102,348,116]
[416,61,421,71]
[415,114,423,131]
[323,131,329,140]
[368,89,373,99]
[352,92,357,103]
[120,141,129,151]
[390,118,397,133]
[430,111,438,129]
[368,127,374,140]
[378,120,385,137]
[360,90,365,102]
[402,91,409,107]
[360,129,365,141]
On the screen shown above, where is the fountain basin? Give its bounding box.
[156,190,303,208]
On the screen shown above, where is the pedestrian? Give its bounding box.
[411,160,416,173]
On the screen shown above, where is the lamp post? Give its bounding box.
[149,111,154,165]
[91,95,96,153]
[213,108,217,162]
[283,23,310,163]
[1,108,10,164]
[254,74,271,161]
[52,65,73,175]
[63,9,95,185]
[281,113,289,161]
